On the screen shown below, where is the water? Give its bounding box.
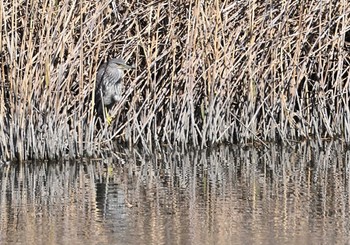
[0,142,350,245]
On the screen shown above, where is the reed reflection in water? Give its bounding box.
[0,142,350,245]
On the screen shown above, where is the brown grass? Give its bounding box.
[1,0,350,160]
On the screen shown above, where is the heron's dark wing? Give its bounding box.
[94,63,108,117]
[96,63,108,92]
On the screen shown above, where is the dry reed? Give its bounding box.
[1,0,350,160]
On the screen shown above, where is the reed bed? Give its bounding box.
[1,0,350,160]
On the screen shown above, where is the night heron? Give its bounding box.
[94,58,134,124]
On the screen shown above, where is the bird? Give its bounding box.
[94,58,134,125]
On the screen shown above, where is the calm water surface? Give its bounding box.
[0,142,350,245]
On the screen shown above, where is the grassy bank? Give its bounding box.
[1,0,350,160]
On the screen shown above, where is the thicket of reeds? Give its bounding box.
[1,0,350,160]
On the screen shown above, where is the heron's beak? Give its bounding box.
[121,63,135,70]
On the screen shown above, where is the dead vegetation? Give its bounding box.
[1,0,350,160]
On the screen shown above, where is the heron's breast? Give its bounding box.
[104,83,124,104]
[101,69,125,105]
[112,83,125,102]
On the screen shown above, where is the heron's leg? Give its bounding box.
[105,107,113,125]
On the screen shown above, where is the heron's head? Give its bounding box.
[110,58,135,70]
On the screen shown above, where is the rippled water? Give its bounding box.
[1,142,350,245]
